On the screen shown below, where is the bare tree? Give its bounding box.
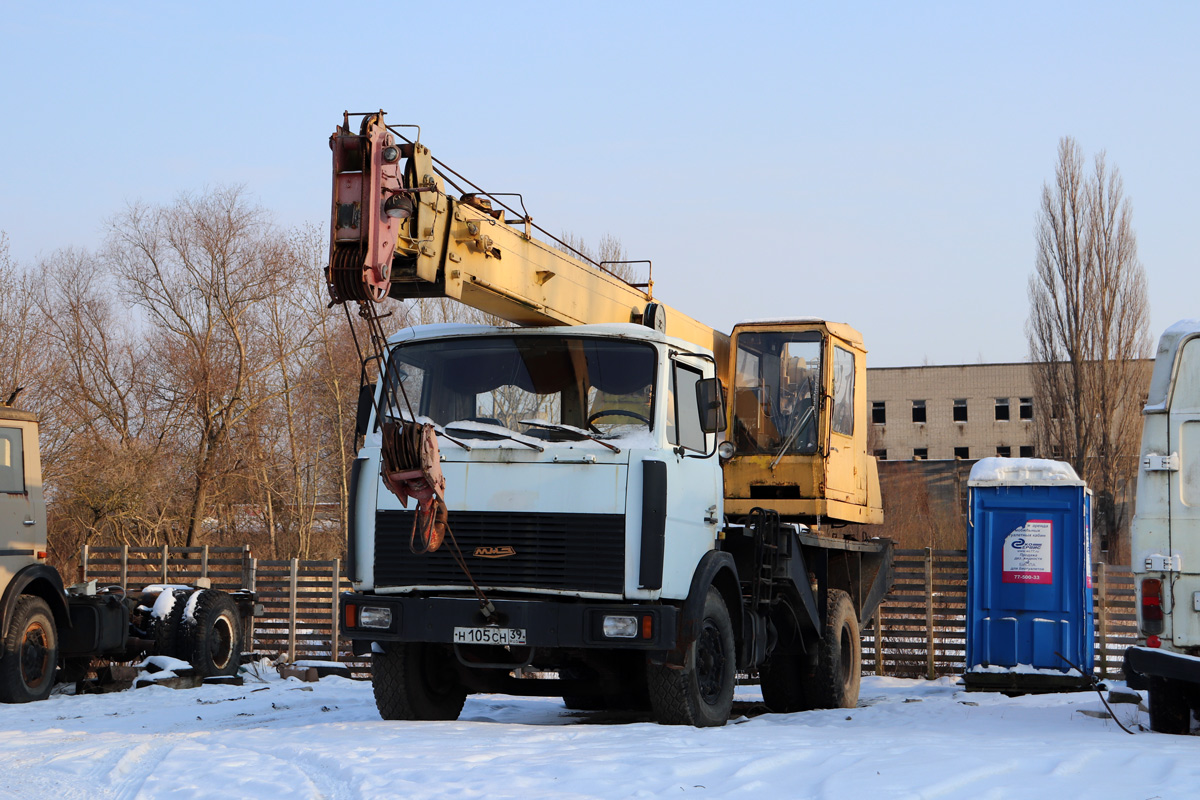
[105,187,287,547]
[1027,137,1151,561]
[0,233,42,410]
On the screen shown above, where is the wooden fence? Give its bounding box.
[82,545,1139,682]
[862,548,1139,679]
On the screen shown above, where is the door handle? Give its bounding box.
[23,519,35,526]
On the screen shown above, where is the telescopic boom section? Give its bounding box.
[327,111,728,364]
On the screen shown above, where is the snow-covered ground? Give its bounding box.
[0,670,1196,800]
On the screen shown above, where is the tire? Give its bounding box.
[760,649,816,713]
[1148,678,1192,735]
[0,596,59,703]
[646,588,735,727]
[373,642,466,721]
[57,657,92,685]
[803,589,861,710]
[181,590,242,678]
[562,694,607,711]
[153,589,189,659]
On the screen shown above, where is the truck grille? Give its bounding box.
[374,510,625,594]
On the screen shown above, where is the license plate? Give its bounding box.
[453,626,527,645]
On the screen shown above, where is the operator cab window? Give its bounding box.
[0,427,24,493]
[730,331,821,456]
[831,347,854,437]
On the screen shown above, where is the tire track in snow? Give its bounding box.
[108,740,178,800]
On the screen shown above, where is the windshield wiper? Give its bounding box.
[770,379,817,471]
[444,420,545,452]
[520,420,621,453]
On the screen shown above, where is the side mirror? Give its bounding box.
[355,384,376,436]
[696,377,727,434]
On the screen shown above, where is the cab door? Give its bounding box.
[0,414,46,590]
[823,339,861,505]
[1167,336,1200,647]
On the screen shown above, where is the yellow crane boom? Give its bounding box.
[327,110,879,527]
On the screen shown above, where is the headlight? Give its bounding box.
[358,606,393,629]
[382,145,400,163]
[718,441,736,460]
[602,615,638,638]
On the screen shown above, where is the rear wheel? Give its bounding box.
[153,589,189,659]
[646,588,735,727]
[373,642,466,721]
[181,590,242,677]
[1148,678,1192,735]
[0,596,59,703]
[803,589,861,710]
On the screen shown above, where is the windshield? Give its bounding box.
[731,331,822,455]
[380,335,657,439]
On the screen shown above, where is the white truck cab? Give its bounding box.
[1125,319,1200,732]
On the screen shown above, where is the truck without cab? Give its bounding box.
[0,405,253,702]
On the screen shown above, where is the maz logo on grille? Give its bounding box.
[473,546,516,559]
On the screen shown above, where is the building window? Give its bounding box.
[913,448,928,460]
[996,446,1011,457]
[954,446,970,459]
[874,449,887,460]
[995,398,1010,421]
[1019,397,1033,420]
[953,399,968,423]
[1020,445,1035,458]
[912,399,926,423]
[872,401,886,425]
[1051,445,1063,459]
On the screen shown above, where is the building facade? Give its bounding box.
[867,363,1040,462]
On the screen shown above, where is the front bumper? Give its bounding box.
[1124,645,1200,690]
[341,593,677,653]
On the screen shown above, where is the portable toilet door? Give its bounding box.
[964,457,1095,693]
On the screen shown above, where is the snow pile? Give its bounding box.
[3,674,1197,798]
[968,457,1084,486]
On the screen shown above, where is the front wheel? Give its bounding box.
[646,588,735,727]
[804,589,861,709]
[373,642,467,721]
[0,596,59,703]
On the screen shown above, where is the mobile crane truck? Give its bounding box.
[1,403,253,703]
[332,111,893,726]
[1124,319,1200,733]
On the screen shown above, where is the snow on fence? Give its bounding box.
[81,545,1138,682]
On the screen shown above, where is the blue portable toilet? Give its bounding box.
[964,457,1094,693]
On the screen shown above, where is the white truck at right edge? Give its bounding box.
[1125,319,1200,733]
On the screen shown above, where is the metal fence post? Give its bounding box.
[287,558,299,664]
[1096,561,1109,679]
[925,547,936,680]
[119,545,128,592]
[874,605,884,676]
[331,558,341,662]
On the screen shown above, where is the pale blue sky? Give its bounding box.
[3,2,1197,366]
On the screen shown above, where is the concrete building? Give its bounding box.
[867,363,1041,462]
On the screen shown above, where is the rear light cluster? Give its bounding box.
[1141,578,1164,639]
